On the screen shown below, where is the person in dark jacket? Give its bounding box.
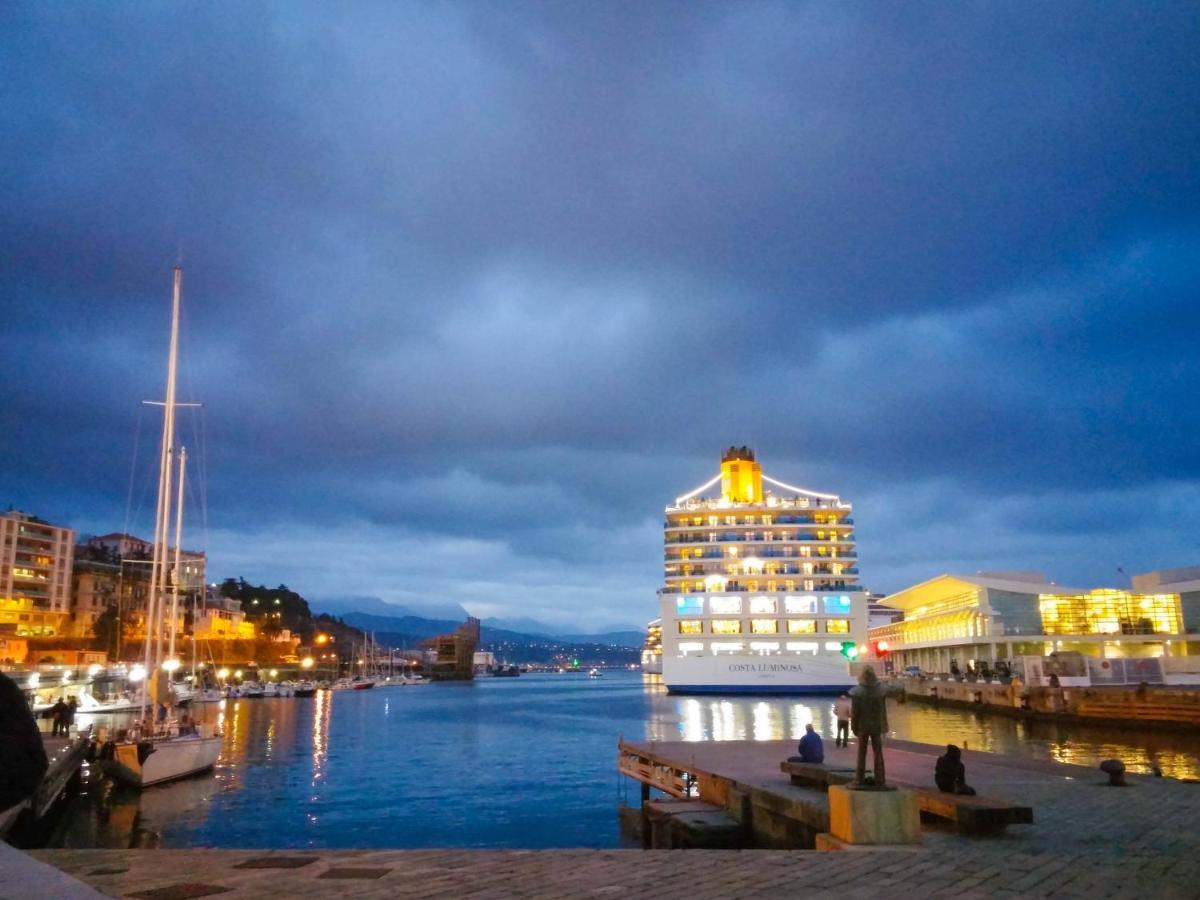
[50,697,68,737]
[935,744,976,795]
[0,671,49,813]
[797,723,825,763]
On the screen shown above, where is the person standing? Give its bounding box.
[50,697,68,737]
[850,665,888,786]
[0,670,49,813]
[834,692,852,748]
[65,695,78,737]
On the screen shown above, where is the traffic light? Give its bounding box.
[872,640,890,658]
[840,641,859,660]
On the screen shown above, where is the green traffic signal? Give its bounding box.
[840,641,859,660]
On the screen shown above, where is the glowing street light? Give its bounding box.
[128,665,147,683]
[162,658,182,673]
[217,668,231,680]
[301,657,315,669]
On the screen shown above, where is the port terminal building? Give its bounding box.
[869,569,1200,683]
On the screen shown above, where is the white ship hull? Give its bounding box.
[663,652,855,694]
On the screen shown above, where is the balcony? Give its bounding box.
[665,533,855,546]
[661,582,860,594]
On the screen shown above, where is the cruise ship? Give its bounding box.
[659,447,868,694]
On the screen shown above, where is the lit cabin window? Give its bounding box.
[823,595,852,615]
[786,619,817,634]
[710,641,744,654]
[749,596,777,615]
[785,595,818,614]
[750,619,778,634]
[709,596,742,615]
[711,619,742,635]
[679,642,704,654]
[678,620,703,635]
[787,641,819,653]
[824,641,845,652]
[826,619,850,633]
[750,641,779,654]
[676,596,703,615]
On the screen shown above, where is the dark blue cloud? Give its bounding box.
[1,2,1197,624]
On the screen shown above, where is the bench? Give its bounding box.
[916,790,1033,835]
[780,761,1033,836]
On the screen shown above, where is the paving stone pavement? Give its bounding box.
[27,842,1200,899]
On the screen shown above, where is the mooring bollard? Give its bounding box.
[1099,759,1127,787]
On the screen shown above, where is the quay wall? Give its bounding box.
[899,676,1200,729]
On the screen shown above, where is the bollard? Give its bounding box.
[1099,759,1127,787]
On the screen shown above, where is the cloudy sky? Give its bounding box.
[2,2,1198,630]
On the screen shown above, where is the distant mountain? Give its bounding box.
[336,610,643,650]
[557,631,644,647]
[310,595,469,622]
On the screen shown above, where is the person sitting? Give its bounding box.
[935,744,976,795]
[788,723,825,764]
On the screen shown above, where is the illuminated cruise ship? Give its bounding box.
[659,447,868,694]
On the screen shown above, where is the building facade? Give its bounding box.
[0,511,74,637]
[870,570,1198,675]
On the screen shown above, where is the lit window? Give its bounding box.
[787,619,817,634]
[800,546,811,557]
[823,595,852,615]
[750,641,780,653]
[824,641,845,652]
[711,619,742,635]
[826,619,850,633]
[711,641,744,654]
[749,596,777,614]
[679,642,704,654]
[678,620,703,635]
[803,580,814,591]
[747,581,759,591]
[785,595,817,614]
[676,596,703,615]
[750,619,778,634]
[710,596,742,615]
[787,641,819,653]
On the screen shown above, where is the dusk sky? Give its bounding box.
[2,2,1198,631]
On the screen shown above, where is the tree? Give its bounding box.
[92,604,120,658]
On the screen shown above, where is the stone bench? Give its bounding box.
[780,761,1033,836]
[916,790,1033,835]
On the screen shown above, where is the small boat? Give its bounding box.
[588,668,603,678]
[492,666,521,678]
[75,688,142,714]
[293,680,317,698]
[98,721,221,788]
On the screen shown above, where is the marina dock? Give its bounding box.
[619,737,1200,858]
[0,730,91,841]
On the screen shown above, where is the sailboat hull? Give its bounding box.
[101,735,221,788]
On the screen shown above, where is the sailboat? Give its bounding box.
[97,267,222,788]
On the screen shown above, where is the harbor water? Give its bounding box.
[49,671,1200,850]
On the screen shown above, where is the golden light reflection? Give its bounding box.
[312,686,330,785]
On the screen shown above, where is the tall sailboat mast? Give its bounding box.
[141,267,184,714]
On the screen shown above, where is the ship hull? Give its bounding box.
[663,653,855,695]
